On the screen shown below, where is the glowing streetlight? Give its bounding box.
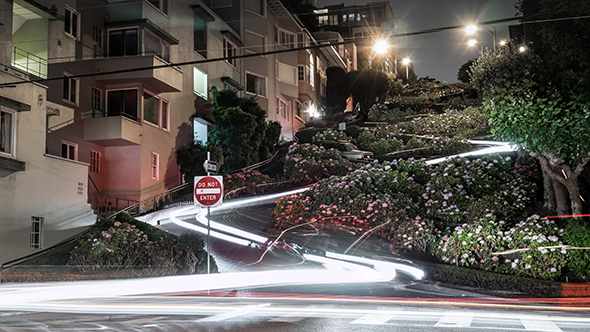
[465,24,496,50]
[519,46,526,53]
[402,57,410,80]
[467,39,482,53]
[499,40,507,47]
[373,39,388,55]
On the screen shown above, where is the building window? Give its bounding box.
[342,14,346,23]
[143,90,169,130]
[62,72,79,105]
[374,10,383,21]
[309,55,315,87]
[64,6,80,40]
[276,28,294,48]
[194,16,207,58]
[298,65,305,81]
[295,101,302,118]
[211,0,231,8]
[31,217,43,249]
[61,140,78,160]
[151,151,159,180]
[245,0,263,15]
[193,67,208,99]
[108,28,138,57]
[146,0,168,14]
[0,106,16,157]
[246,31,265,54]
[348,13,355,21]
[279,99,288,119]
[278,63,296,85]
[93,25,103,48]
[318,15,328,26]
[223,37,237,67]
[91,87,102,111]
[329,15,338,25]
[246,73,266,96]
[90,150,101,173]
[145,30,170,61]
[107,88,139,120]
[297,33,310,48]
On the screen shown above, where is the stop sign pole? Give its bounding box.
[194,152,223,274]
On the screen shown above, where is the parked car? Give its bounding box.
[321,140,374,161]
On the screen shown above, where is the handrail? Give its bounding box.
[0,229,90,283]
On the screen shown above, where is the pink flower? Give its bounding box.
[114,222,121,227]
[492,256,499,262]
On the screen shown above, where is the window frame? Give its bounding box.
[143,89,170,131]
[90,150,101,174]
[278,98,289,120]
[31,217,43,249]
[61,140,78,161]
[295,100,303,119]
[276,27,294,48]
[0,106,16,158]
[298,65,305,81]
[277,62,297,86]
[144,29,170,61]
[107,27,139,57]
[194,16,208,58]
[245,72,266,97]
[146,0,168,14]
[151,151,160,180]
[93,24,103,48]
[64,6,80,40]
[106,87,140,121]
[193,66,208,100]
[62,72,79,106]
[223,37,238,68]
[91,86,103,111]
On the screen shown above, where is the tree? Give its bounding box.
[208,88,268,171]
[325,66,349,116]
[346,69,390,117]
[471,41,590,216]
[176,141,222,180]
[457,59,475,84]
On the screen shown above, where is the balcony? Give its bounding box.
[92,55,182,93]
[11,45,47,79]
[84,115,142,146]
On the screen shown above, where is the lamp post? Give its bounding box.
[371,39,388,70]
[465,24,496,51]
[402,57,410,81]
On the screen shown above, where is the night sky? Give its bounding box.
[317,0,518,83]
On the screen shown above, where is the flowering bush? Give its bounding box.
[390,216,439,254]
[283,143,354,183]
[224,169,272,197]
[368,103,420,122]
[68,221,181,273]
[432,215,568,280]
[357,130,403,155]
[391,107,489,138]
[311,129,349,144]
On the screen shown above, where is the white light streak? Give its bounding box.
[426,144,517,165]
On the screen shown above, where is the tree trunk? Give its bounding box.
[552,178,569,216]
[538,154,590,219]
[542,169,556,211]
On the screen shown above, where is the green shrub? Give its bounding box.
[295,128,323,144]
[344,125,363,140]
[224,169,272,197]
[563,220,590,280]
[178,232,217,274]
[283,143,354,183]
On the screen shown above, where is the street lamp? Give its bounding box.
[373,39,388,55]
[402,57,410,81]
[465,24,497,51]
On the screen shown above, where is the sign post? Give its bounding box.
[194,153,223,274]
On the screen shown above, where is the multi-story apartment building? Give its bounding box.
[0,0,351,263]
[314,1,395,73]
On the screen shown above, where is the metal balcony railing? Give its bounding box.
[11,45,47,79]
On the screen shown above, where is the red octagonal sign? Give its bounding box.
[194,176,223,207]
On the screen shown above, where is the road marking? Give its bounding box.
[196,304,271,322]
[520,315,563,331]
[350,310,400,325]
[268,316,306,323]
[435,312,473,327]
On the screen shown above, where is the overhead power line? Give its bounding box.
[3,9,588,88]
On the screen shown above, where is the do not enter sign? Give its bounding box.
[194,176,223,207]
